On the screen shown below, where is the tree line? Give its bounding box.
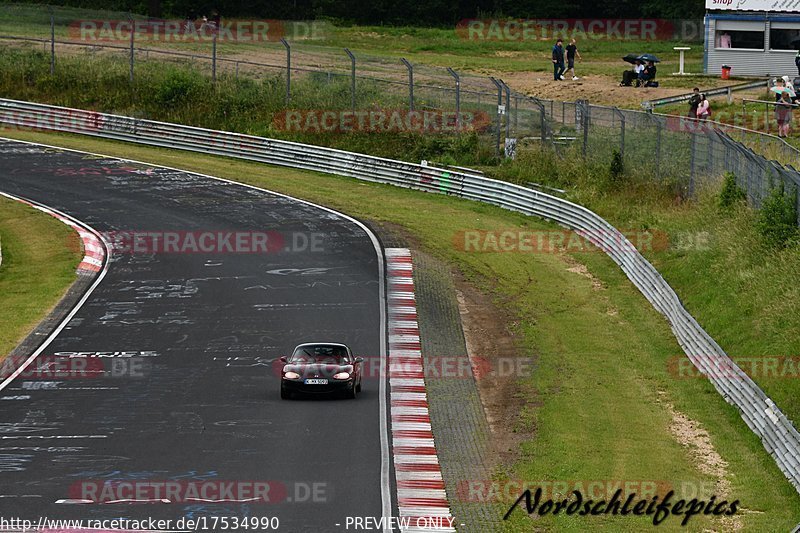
[19,0,704,25]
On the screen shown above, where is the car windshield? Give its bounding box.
[291,345,348,364]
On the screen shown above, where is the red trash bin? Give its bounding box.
[721,65,732,80]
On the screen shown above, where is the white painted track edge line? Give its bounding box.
[0,190,110,393]
[0,136,396,533]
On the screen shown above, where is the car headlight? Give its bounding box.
[283,371,300,379]
[333,372,351,380]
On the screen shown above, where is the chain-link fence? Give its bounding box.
[539,100,800,223]
[0,3,798,222]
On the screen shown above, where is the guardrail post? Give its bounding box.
[345,48,356,114]
[401,58,414,112]
[447,67,461,131]
[211,31,217,83]
[49,8,55,75]
[128,13,135,83]
[281,38,291,107]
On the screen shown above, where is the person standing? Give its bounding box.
[688,87,702,118]
[696,93,710,120]
[795,49,800,76]
[776,92,793,137]
[564,38,582,80]
[552,39,565,81]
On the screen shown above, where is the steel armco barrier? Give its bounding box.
[1,97,799,495]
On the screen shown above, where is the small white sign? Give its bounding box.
[498,105,506,115]
[706,0,800,12]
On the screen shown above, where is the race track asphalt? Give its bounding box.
[0,139,391,531]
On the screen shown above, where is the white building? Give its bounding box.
[705,0,800,77]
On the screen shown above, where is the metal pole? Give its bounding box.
[499,79,510,139]
[489,77,503,156]
[447,67,460,131]
[49,9,55,75]
[690,132,697,197]
[345,48,356,114]
[581,101,589,158]
[614,107,625,158]
[530,96,547,147]
[401,58,414,112]
[128,14,134,83]
[211,31,217,83]
[281,38,290,107]
[655,117,662,180]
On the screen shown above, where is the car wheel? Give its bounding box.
[280,386,292,400]
[356,380,362,393]
[345,383,357,399]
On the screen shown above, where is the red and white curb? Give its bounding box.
[386,248,456,533]
[1,194,104,273]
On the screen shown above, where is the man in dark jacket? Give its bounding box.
[552,39,565,81]
[688,87,702,118]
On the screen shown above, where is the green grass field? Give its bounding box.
[1,129,797,531]
[0,3,710,88]
[0,195,81,360]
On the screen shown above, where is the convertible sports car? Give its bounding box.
[279,343,364,400]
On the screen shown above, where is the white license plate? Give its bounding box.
[304,378,328,385]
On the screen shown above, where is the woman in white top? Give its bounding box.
[696,95,710,120]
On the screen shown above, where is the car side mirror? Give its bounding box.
[354,357,364,364]
[279,356,288,363]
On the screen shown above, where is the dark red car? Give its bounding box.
[279,343,363,400]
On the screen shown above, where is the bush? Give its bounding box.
[719,172,747,211]
[756,183,799,249]
[154,69,207,108]
[607,149,625,189]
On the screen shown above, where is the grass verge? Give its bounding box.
[0,194,81,359]
[2,129,798,531]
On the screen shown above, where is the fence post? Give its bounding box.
[401,58,414,112]
[530,96,547,147]
[211,31,217,83]
[345,48,356,114]
[690,132,697,197]
[708,131,715,175]
[502,81,511,139]
[447,67,461,131]
[49,8,55,75]
[613,107,625,158]
[281,38,291,107]
[128,13,134,83]
[655,116,663,180]
[489,77,503,156]
[576,100,589,158]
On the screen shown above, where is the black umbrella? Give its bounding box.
[623,53,642,64]
[638,53,661,63]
